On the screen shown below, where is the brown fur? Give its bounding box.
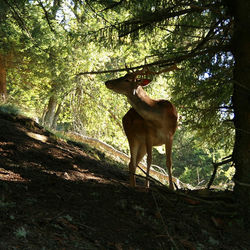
[105,73,178,189]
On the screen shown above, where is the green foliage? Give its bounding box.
[0,0,235,187]
[153,127,233,187]
[0,104,22,116]
[14,227,28,239]
[171,53,234,152]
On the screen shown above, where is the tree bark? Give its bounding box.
[0,55,7,102]
[51,102,62,129]
[43,95,58,128]
[231,0,250,228]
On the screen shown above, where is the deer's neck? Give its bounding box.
[127,86,160,122]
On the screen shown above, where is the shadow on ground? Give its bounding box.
[0,111,249,249]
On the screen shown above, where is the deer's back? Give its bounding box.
[122,104,177,146]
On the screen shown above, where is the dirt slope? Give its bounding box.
[0,111,249,249]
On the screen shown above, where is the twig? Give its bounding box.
[136,166,166,187]
[152,191,179,249]
[207,156,233,189]
[233,178,250,188]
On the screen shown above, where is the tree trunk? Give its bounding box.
[43,95,58,128]
[231,0,250,228]
[0,55,7,102]
[51,102,62,129]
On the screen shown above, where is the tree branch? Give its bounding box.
[85,0,119,32]
[38,0,55,33]
[3,0,31,37]
[207,156,233,189]
[193,20,222,51]
[77,44,231,76]
[101,0,125,11]
[118,6,205,37]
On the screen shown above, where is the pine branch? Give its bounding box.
[3,0,31,37]
[101,0,125,11]
[38,0,55,33]
[193,20,222,51]
[118,6,205,37]
[77,44,231,76]
[85,0,119,32]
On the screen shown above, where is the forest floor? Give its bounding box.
[0,111,249,250]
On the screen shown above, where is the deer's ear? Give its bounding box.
[139,79,152,86]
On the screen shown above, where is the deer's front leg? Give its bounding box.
[145,143,152,188]
[129,160,136,187]
[128,142,140,187]
[165,137,174,190]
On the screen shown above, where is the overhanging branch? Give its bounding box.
[77,44,231,76]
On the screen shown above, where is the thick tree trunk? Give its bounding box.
[0,55,7,102]
[51,102,62,129]
[231,0,250,227]
[43,95,58,128]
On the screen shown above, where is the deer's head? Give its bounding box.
[105,64,179,95]
[105,70,151,96]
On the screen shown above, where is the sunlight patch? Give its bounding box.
[0,168,29,182]
[26,132,48,143]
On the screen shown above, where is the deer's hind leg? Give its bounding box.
[135,144,147,186]
[145,138,153,188]
[165,135,174,190]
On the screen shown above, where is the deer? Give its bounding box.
[105,65,178,189]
